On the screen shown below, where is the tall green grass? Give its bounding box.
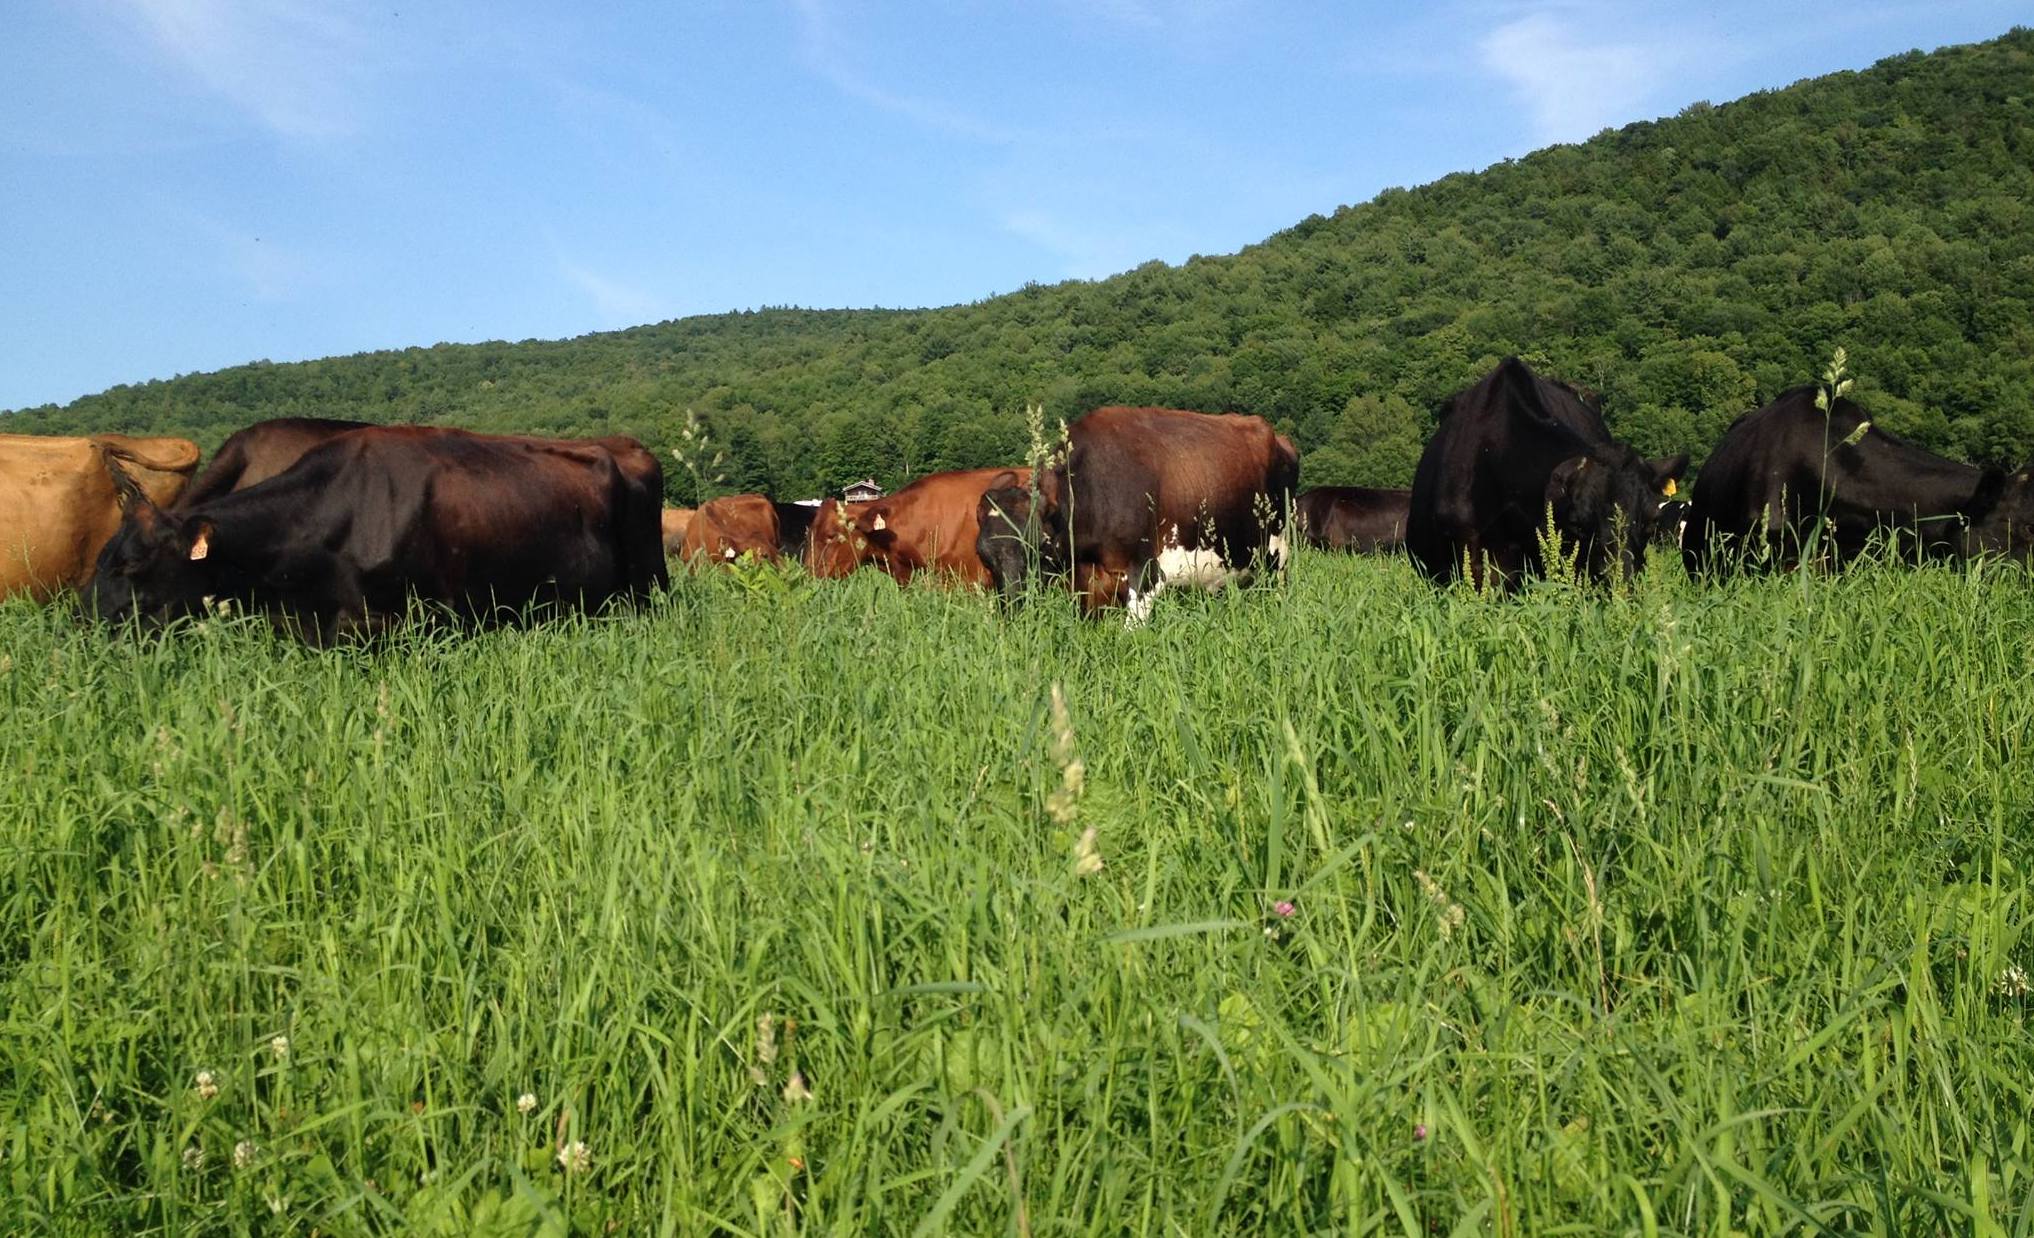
[2,553,2030,1234]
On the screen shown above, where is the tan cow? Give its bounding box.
[1,433,200,602]
[661,507,696,558]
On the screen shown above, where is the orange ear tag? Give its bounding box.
[1662,478,1677,497]
[189,530,211,561]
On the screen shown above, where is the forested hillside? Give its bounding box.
[8,29,2032,502]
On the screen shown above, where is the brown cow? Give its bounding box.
[1,432,200,601]
[176,417,372,507]
[806,467,1030,588]
[1294,486,1411,554]
[679,495,819,565]
[976,407,1299,619]
[661,508,696,557]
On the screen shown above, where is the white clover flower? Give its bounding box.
[517,1092,538,1115]
[557,1140,591,1174]
[233,1140,257,1169]
[182,1145,205,1170]
[270,1036,290,1061]
[195,1070,219,1100]
[1999,963,2030,998]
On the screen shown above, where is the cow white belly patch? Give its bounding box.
[1127,539,1248,624]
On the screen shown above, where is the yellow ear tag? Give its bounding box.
[1662,478,1677,497]
[188,530,211,561]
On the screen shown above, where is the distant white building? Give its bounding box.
[842,478,884,503]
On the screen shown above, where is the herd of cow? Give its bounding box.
[3,357,2030,641]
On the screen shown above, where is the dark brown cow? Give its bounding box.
[678,495,818,565]
[87,426,666,641]
[976,407,1299,619]
[175,417,372,507]
[1683,386,2034,573]
[1406,358,1687,589]
[1,433,199,601]
[805,467,1029,588]
[1294,486,1411,553]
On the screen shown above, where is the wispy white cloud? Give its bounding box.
[559,260,668,327]
[788,0,1039,143]
[101,0,383,139]
[1477,7,1685,146]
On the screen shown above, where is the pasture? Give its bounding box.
[3,552,2031,1234]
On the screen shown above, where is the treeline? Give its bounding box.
[8,30,2033,504]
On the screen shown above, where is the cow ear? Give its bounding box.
[1649,454,1690,496]
[1546,456,1590,506]
[985,470,1020,491]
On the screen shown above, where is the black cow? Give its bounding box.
[89,426,668,641]
[1406,358,1687,588]
[1294,486,1411,554]
[1682,386,2034,573]
[976,406,1299,619]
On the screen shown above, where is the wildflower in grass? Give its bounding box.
[1413,1124,1428,1142]
[195,1070,219,1100]
[1273,900,1296,919]
[517,1092,538,1115]
[557,1140,592,1174]
[1072,826,1104,876]
[1413,869,1466,939]
[783,1071,813,1103]
[270,1036,289,1061]
[1999,962,2030,998]
[182,1145,205,1170]
[1045,682,1087,828]
[233,1140,258,1169]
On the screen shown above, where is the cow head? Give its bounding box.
[976,471,1063,600]
[1964,467,2034,561]
[804,498,905,579]
[1545,448,1689,581]
[87,461,225,626]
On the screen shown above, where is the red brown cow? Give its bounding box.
[805,467,1029,588]
[1294,486,1411,554]
[976,407,1299,619]
[87,426,666,641]
[176,417,372,507]
[1,432,200,601]
[678,495,819,565]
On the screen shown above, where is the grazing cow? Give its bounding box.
[1406,357,1687,589]
[1,432,199,602]
[1652,499,1691,549]
[176,417,372,507]
[1682,386,2034,574]
[87,426,667,641]
[806,467,1029,588]
[661,508,696,557]
[976,406,1299,619]
[678,495,818,565]
[1294,486,1411,554]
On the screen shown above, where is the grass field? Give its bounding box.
[3,552,2031,1235]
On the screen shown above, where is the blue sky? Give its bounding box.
[1,1,2024,412]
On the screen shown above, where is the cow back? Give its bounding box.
[1,432,198,601]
